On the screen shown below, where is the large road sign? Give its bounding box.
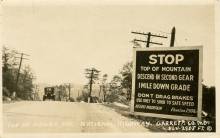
[130,46,203,120]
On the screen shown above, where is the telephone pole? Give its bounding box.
[15,52,29,92]
[131,31,168,47]
[85,68,100,103]
[99,85,102,100]
[68,83,71,101]
[131,27,176,48]
[170,26,176,47]
[89,69,94,102]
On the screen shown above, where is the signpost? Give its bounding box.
[130,46,203,120]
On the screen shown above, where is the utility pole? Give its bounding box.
[170,26,176,47]
[146,32,151,47]
[99,85,102,99]
[100,74,107,102]
[85,68,100,103]
[131,31,168,47]
[68,83,71,101]
[59,88,61,101]
[15,52,29,92]
[16,53,23,88]
[88,69,94,103]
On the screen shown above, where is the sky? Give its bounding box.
[2,1,215,86]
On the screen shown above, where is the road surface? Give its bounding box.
[3,101,150,133]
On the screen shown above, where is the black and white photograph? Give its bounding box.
[0,0,218,137]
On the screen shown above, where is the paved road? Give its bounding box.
[3,101,149,133]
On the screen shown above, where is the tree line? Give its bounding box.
[2,46,35,101]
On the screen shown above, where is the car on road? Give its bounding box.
[43,87,55,101]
